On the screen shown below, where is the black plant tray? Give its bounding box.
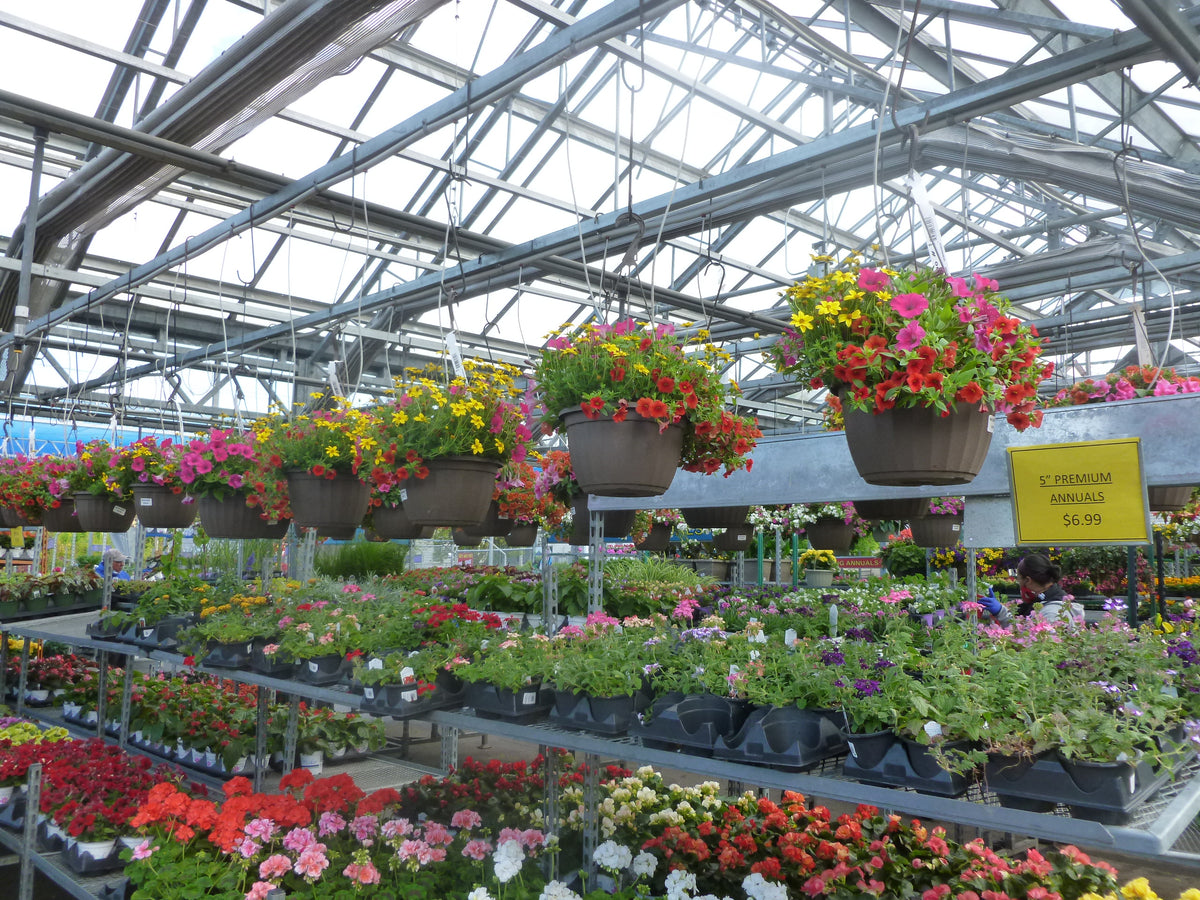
[129,616,190,651]
[548,690,645,737]
[0,794,24,831]
[63,838,125,874]
[843,737,971,797]
[200,641,253,669]
[464,681,553,723]
[97,878,134,900]
[125,735,257,779]
[713,706,847,771]
[294,655,350,686]
[631,694,752,755]
[984,753,1173,824]
[37,818,67,852]
[359,682,464,720]
[249,640,300,678]
[84,620,125,642]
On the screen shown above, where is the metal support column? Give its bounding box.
[543,563,559,637]
[756,531,764,586]
[118,660,135,750]
[95,650,108,737]
[541,745,560,882]
[1155,530,1166,620]
[791,532,800,588]
[1127,546,1139,627]
[18,762,42,900]
[440,724,459,774]
[130,521,146,577]
[0,630,9,701]
[966,548,977,606]
[587,509,603,614]
[581,752,600,881]
[773,526,782,584]
[15,637,29,716]
[14,127,48,351]
[254,685,269,792]
[282,693,300,776]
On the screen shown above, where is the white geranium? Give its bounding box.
[664,869,697,900]
[594,840,633,873]
[493,840,524,884]
[742,872,788,900]
[467,889,494,900]
[632,851,657,878]
[538,881,583,900]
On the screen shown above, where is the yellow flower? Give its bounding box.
[471,438,484,454]
[816,299,841,317]
[1122,879,1159,900]
[325,445,340,458]
[471,415,485,429]
[1177,890,1200,900]
[494,438,505,453]
[790,311,814,332]
[634,363,650,375]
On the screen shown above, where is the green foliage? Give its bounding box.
[315,540,408,579]
[77,550,102,568]
[881,541,927,577]
[464,571,541,613]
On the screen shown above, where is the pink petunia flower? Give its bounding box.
[895,322,926,352]
[857,268,890,291]
[889,292,929,319]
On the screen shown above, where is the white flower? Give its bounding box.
[665,868,697,900]
[594,840,633,873]
[632,851,657,878]
[538,881,583,900]
[742,872,788,900]
[468,889,494,900]
[493,840,524,884]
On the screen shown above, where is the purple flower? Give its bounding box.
[821,650,845,666]
[854,678,882,697]
[895,322,926,352]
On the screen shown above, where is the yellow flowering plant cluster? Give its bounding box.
[534,318,762,476]
[110,436,188,493]
[798,548,839,571]
[364,359,535,504]
[63,439,137,499]
[254,401,380,483]
[767,254,1053,431]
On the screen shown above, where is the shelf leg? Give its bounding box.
[0,629,9,702]
[19,762,41,900]
[254,685,268,792]
[582,752,600,882]
[282,693,300,777]
[95,650,108,739]
[541,745,559,883]
[15,636,29,716]
[440,725,459,775]
[118,659,135,750]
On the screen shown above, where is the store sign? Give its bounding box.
[1006,438,1150,545]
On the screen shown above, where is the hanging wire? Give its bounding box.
[560,61,597,306]
[871,0,916,267]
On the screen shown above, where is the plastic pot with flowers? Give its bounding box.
[798,548,839,588]
[110,436,196,528]
[768,254,1053,485]
[365,359,536,529]
[534,448,635,542]
[534,318,762,496]
[547,618,658,735]
[629,507,684,551]
[63,439,139,532]
[353,644,466,719]
[0,454,71,528]
[449,631,555,722]
[253,400,377,531]
[490,459,568,547]
[179,428,291,538]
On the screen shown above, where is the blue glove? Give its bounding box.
[979,587,1003,616]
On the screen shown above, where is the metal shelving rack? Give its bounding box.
[5,610,1200,899]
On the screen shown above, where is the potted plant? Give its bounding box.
[799,548,838,587]
[908,496,965,548]
[255,403,376,530]
[767,255,1052,485]
[629,508,683,551]
[180,428,291,538]
[63,440,137,532]
[493,460,567,547]
[366,359,535,528]
[535,449,634,542]
[533,318,761,496]
[802,502,864,555]
[111,437,196,529]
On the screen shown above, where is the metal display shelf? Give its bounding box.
[9,614,1200,866]
[0,811,118,900]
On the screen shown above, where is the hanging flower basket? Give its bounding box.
[805,568,836,588]
[566,494,634,544]
[452,529,484,547]
[197,494,290,539]
[713,525,754,552]
[132,484,196,529]
[0,507,21,527]
[401,455,502,527]
[505,523,539,547]
[463,501,513,538]
[805,516,854,555]
[560,408,684,497]
[843,401,993,486]
[682,505,750,529]
[635,522,673,551]
[40,499,83,533]
[852,498,927,521]
[286,470,369,529]
[316,524,358,540]
[73,493,135,533]
[372,504,426,540]
[908,513,964,548]
[1148,485,1193,512]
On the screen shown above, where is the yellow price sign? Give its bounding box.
[1006,438,1150,545]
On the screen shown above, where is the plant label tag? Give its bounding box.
[728,664,739,676]
[829,604,839,636]
[445,332,467,379]
[923,721,942,738]
[363,687,375,700]
[1129,773,1137,793]
[402,688,418,702]
[368,658,384,670]
[308,661,319,673]
[986,415,994,433]
[400,666,415,682]
[952,523,961,532]
[399,488,408,503]
[246,643,254,654]
[139,497,153,506]
[784,628,797,647]
[522,691,537,706]
[749,650,760,661]
[143,629,153,639]
[847,741,857,758]
[113,505,126,516]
